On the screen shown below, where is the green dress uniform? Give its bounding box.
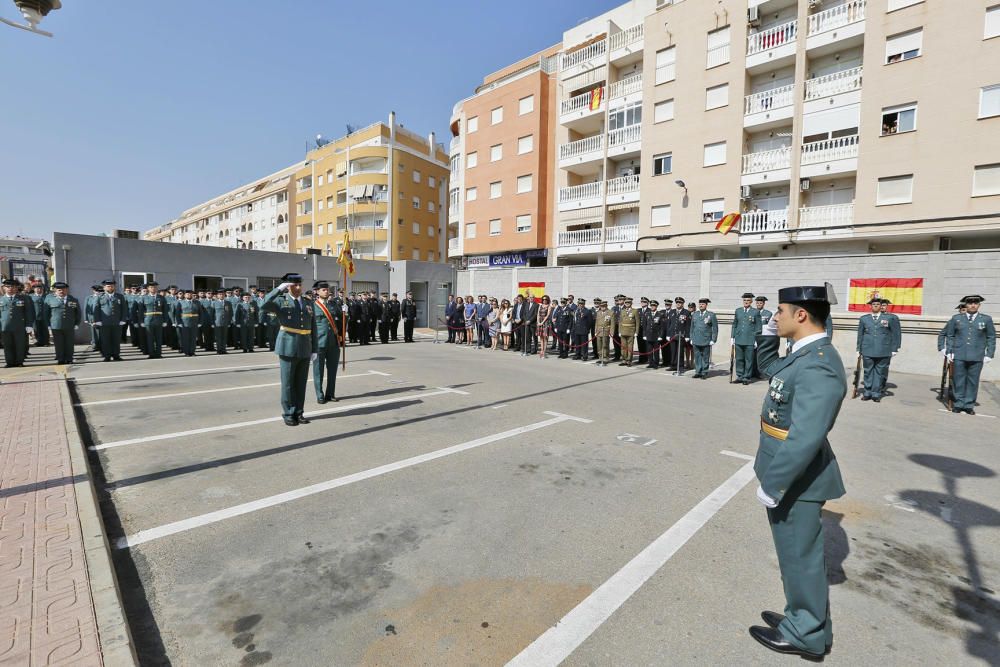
[732,304,762,382]
[85,289,101,350]
[312,297,341,402]
[199,298,214,351]
[124,291,137,347]
[943,302,996,412]
[690,306,719,378]
[164,294,180,350]
[617,305,638,366]
[30,292,49,346]
[236,300,259,352]
[42,291,82,364]
[255,294,267,347]
[753,288,846,658]
[176,297,200,356]
[210,297,233,354]
[137,293,168,358]
[856,309,900,400]
[1,288,35,367]
[96,287,128,361]
[262,284,315,422]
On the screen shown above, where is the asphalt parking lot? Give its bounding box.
[59,337,1000,666]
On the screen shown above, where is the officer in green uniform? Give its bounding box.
[750,284,846,660]
[262,274,315,425]
[85,284,102,351]
[856,297,900,402]
[878,297,902,387]
[198,290,214,351]
[136,281,168,359]
[253,287,267,348]
[691,298,718,379]
[616,297,638,367]
[209,288,233,354]
[311,281,341,404]
[732,292,762,384]
[943,295,996,415]
[42,282,81,364]
[175,289,200,356]
[96,279,128,362]
[1,278,36,367]
[236,293,259,352]
[29,283,49,347]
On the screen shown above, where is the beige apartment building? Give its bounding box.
[448,46,561,269]
[292,114,450,262]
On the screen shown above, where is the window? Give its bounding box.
[881,103,917,135]
[326,195,333,208]
[702,199,725,222]
[412,196,421,209]
[428,176,436,188]
[653,153,673,176]
[489,218,502,236]
[703,141,727,167]
[516,214,532,232]
[980,84,1000,118]
[428,201,435,212]
[298,176,312,190]
[468,116,479,133]
[490,181,502,199]
[651,204,672,227]
[888,0,923,10]
[876,174,914,205]
[608,101,642,130]
[706,26,730,67]
[655,46,676,84]
[654,99,675,123]
[412,222,420,234]
[885,28,922,63]
[318,199,324,210]
[299,200,312,215]
[317,174,324,187]
[467,151,478,168]
[519,95,534,115]
[988,5,1000,39]
[518,135,534,154]
[413,170,421,183]
[466,223,477,238]
[491,106,503,125]
[427,250,435,261]
[490,144,503,162]
[412,249,420,260]
[705,83,729,110]
[517,174,533,193]
[973,164,1000,196]
[466,187,477,201]
[428,224,435,236]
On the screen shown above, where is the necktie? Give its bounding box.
[969,314,973,322]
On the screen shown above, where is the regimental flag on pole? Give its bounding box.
[589,86,603,111]
[518,282,545,303]
[337,232,356,277]
[848,278,924,314]
[715,212,740,235]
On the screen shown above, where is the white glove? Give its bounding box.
[685,338,690,342]
[94,322,102,327]
[948,353,954,362]
[763,318,779,336]
[892,351,897,357]
[730,337,735,345]
[277,282,292,291]
[753,341,758,349]
[986,356,993,364]
[74,326,79,330]
[162,323,168,328]
[657,337,663,341]
[310,352,318,362]
[137,323,144,328]
[119,321,125,325]
[341,305,348,313]
[756,485,778,508]
[941,348,948,358]
[26,327,33,334]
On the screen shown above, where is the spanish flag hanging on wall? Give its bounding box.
[848,278,923,314]
[518,282,545,303]
[715,212,740,235]
[589,87,604,111]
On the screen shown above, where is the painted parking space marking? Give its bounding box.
[91,386,469,451]
[720,450,754,461]
[116,410,592,549]
[936,408,996,418]
[71,363,280,382]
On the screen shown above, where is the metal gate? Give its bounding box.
[5,259,48,286]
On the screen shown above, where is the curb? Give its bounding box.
[59,379,139,667]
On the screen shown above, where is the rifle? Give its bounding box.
[946,359,955,411]
[729,343,736,383]
[938,356,948,402]
[851,354,863,399]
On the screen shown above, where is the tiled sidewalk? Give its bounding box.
[0,376,131,666]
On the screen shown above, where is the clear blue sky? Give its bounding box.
[0,0,616,239]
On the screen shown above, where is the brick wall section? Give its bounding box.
[0,380,104,666]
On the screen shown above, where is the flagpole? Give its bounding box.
[341,261,347,371]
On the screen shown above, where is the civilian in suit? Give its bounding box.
[444,295,457,343]
[475,295,492,349]
[572,298,593,361]
[511,295,527,352]
[522,295,539,356]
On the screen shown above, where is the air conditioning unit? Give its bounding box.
[800,177,811,191]
[740,185,753,199]
[747,6,761,27]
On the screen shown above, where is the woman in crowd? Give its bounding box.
[488,298,500,351]
[464,294,477,347]
[451,296,466,343]
[536,295,552,359]
[499,299,513,351]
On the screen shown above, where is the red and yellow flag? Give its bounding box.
[337,232,356,277]
[589,87,603,111]
[518,282,544,303]
[715,212,740,235]
[848,278,923,314]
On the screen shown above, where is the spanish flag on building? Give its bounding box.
[590,87,603,111]
[337,232,356,278]
[848,278,923,314]
[715,212,740,235]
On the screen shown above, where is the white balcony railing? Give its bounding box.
[559,181,604,204]
[808,0,866,35]
[605,224,638,243]
[706,43,731,68]
[559,134,604,161]
[449,136,461,154]
[801,134,859,164]
[609,23,643,51]
[558,228,602,246]
[448,237,459,251]
[744,84,795,115]
[740,208,789,233]
[561,89,603,116]
[607,124,641,149]
[798,203,854,229]
[804,66,863,100]
[606,174,640,197]
[562,39,607,70]
[352,219,387,230]
[742,146,792,174]
[747,20,797,56]
[609,73,642,99]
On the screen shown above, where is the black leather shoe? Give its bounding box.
[297,416,311,424]
[283,417,298,426]
[861,395,871,401]
[965,409,976,415]
[872,397,881,403]
[749,626,824,660]
[761,610,785,629]
[316,397,327,404]
[953,408,963,414]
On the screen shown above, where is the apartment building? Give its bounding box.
[448,46,561,269]
[292,114,449,262]
[145,162,302,252]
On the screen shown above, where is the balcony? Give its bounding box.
[558,228,601,247]
[556,224,638,254]
[558,181,604,212]
[560,88,605,128]
[561,39,607,78]
[800,134,859,177]
[605,224,638,245]
[606,174,640,205]
[351,219,387,230]
[741,147,792,185]
[798,203,854,230]
[807,0,866,38]
[449,136,461,155]
[609,73,642,100]
[448,237,460,257]
[746,20,797,72]
[559,134,604,172]
[744,84,795,127]
[803,65,863,114]
[609,23,643,63]
[607,124,641,159]
[740,208,790,237]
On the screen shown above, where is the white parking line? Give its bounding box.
[506,460,756,667]
[75,370,388,406]
[91,386,470,451]
[937,408,997,419]
[71,363,279,382]
[116,410,592,549]
[719,450,754,461]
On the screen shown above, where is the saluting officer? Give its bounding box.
[732,292,763,384]
[210,288,233,354]
[262,273,316,426]
[137,281,168,359]
[750,284,846,660]
[943,295,996,415]
[617,297,638,367]
[856,297,900,402]
[95,279,128,362]
[175,289,200,356]
[690,298,718,379]
[311,281,341,404]
[1,278,35,367]
[42,282,81,364]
